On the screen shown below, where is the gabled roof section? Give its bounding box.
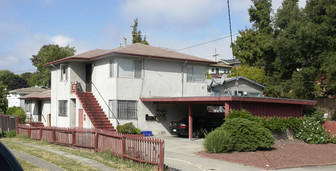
[220,59,241,65]
[209,63,232,68]
[9,87,48,95]
[20,90,51,99]
[210,76,265,89]
[45,43,216,66]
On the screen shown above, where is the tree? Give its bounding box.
[0,70,28,90]
[232,0,275,72]
[131,18,149,45]
[228,65,266,84]
[0,81,8,113]
[30,44,76,87]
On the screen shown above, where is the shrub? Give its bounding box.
[3,130,16,137]
[117,122,141,134]
[295,117,330,144]
[6,106,26,124]
[226,110,262,123]
[203,130,233,153]
[331,135,336,144]
[220,118,274,152]
[262,117,287,132]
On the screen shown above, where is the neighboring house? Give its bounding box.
[209,76,265,97]
[208,63,232,78]
[7,87,48,108]
[220,59,241,67]
[20,90,51,127]
[45,43,216,135]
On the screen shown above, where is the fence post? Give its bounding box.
[94,130,99,152]
[122,136,126,160]
[28,127,31,138]
[40,127,43,140]
[72,130,76,147]
[159,140,164,171]
[16,116,19,136]
[52,128,56,143]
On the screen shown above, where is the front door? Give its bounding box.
[78,109,83,128]
[86,64,92,92]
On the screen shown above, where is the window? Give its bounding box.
[234,91,244,96]
[211,68,214,72]
[118,58,142,78]
[187,65,205,82]
[58,100,68,116]
[109,100,137,119]
[60,64,68,81]
[24,100,31,113]
[109,60,114,78]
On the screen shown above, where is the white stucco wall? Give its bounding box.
[51,54,211,135]
[7,93,21,108]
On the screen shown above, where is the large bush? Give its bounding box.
[116,122,141,134]
[219,118,274,152]
[227,110,302,133]
[295,117,330,144]
[6,106,26,124]
[203,130,233,153]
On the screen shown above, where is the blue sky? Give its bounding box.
[0,0,306,74]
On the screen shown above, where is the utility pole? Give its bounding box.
[213,48,219,62]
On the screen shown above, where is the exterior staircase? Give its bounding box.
[76,92,116,131]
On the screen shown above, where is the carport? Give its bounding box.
[141,96,316,139]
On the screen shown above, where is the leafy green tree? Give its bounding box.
[30,44,76,87]
[131,18,149,45]
[0,70,27,90]
[228,65,266,84]
[248,0,273,34]
[0,81,8,113]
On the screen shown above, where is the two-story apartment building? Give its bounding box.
[46,43,216,135]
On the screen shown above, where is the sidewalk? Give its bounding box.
[10,149,64,171]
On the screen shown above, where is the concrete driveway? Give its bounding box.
[161,136,260,171]
[160,135,336,171]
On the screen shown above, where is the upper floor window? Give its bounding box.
[118,58,142,78]
[187,65,205,82]
[109,59,114,78]
[60,64,68,81]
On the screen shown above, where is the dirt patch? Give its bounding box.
[196,140,336,170]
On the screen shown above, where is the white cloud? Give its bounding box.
[51,35,73,47]
[120,0,225,29]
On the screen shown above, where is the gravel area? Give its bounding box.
[196,140,336,170]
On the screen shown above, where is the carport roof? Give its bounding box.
[141,96,317,105]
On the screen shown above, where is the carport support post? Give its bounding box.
[188,104,193,140]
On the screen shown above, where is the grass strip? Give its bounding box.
[16,157,47,171]
[2,139,98,171]
[7,137,155,171]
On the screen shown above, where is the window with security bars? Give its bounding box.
[58,100,68,116]
[109,100,137,119]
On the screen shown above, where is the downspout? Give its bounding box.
[182,61,188,97]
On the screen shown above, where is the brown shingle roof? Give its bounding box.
[45,43,216,66]
[20,90,51,99]
[9,87,48,95]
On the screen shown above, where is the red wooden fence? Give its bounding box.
[17,124,165,170]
